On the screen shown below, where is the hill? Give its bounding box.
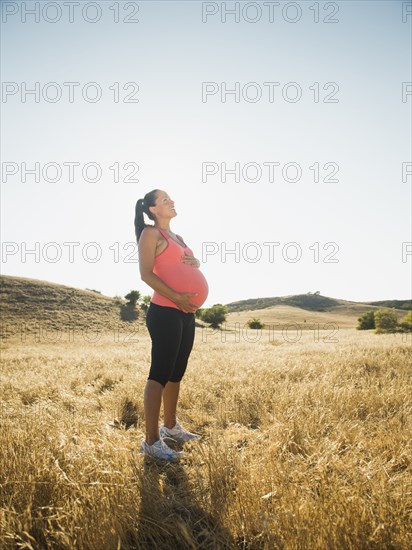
[224,293,411,313]
[0,275,140,338]
[222,293,410,330]
[364,299,412,311]
[225,293,341,312]
[1,275,410,336]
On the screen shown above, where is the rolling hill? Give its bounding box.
[0,274,410,337]
[0,275,140,338]
[223,294,410,330]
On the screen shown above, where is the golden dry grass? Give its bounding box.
[1,326,411,549]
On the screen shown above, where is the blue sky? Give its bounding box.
[1,0,411,306]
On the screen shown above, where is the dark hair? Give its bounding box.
[134,189,161,243]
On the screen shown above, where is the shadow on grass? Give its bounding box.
[120,303,139,322]
[125,452,235,549]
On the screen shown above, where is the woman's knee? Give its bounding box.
[147,373,168,388]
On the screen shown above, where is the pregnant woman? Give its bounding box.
[134,189,209,461]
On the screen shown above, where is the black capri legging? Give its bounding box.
[145,302,196,387]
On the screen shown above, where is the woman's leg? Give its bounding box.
[163,313,195,427]
[144,380,163,445]
[163,381,180,429]
[145,303,184,444]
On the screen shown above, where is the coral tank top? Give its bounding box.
[150,227,209,311]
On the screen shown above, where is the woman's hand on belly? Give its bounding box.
[181,251,200,268]
[173,292,200,313]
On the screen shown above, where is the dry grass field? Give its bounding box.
[1,275,411,548]
[1,324,411,549]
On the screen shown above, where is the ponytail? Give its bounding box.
[134,189,160,243]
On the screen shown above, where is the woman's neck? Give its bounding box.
[156,224,171,232]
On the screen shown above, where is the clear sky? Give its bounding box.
[1,0,411,306]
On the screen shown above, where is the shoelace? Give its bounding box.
[159,439,178,457]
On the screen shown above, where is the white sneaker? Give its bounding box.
[139,438,184,461]
[159,419,201,443]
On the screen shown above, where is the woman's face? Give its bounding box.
[149,190,177,220]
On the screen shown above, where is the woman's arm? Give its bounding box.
[138,226,181,303]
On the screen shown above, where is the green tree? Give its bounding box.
[125,290,140,307]
[357,311,375,330]
[200,304,228,329]
[374,308,399,334]
[195,308,204,319]
[399,310,412,332]
[247,318,264,329]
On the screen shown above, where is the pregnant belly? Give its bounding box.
[155,264,209,308]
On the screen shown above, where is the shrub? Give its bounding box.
[399,310,412,332]
[200,304,228,329]
[357,311,375,330]
[125,290,140,306]
[374,308,399,334]
[195,308,204,319]
[247,318,264,329]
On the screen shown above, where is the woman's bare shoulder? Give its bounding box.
[140,226,168,249]
[139,226,160,245]
[141,225,161,237]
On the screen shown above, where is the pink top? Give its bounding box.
[150,227,209,311]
